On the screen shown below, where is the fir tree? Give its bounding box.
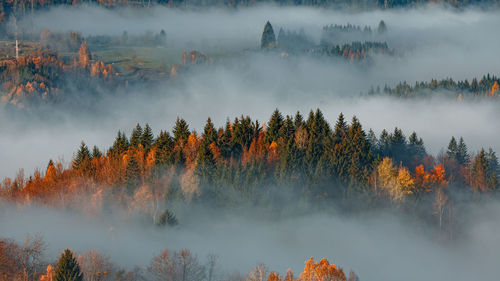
[266,109,284,143]
[390,127,407,165]
[219,120,233,159]
[202,118,217,146]
[141,123,154,150]
[73,142,91,171]
[377,20,387,34]
[456,137,469,165]
[109,131,129,155]
[447,136,458,160]
[91,145,102,159]
[195,142,216,187]
[173,118,190,145]
[156,209,178,227]
[54,249,83,281]
[125,156,141,191]
[294,111,305,128]
[155,130,174,167]
[279,115,295,141]
[130,123,143,147]
[333,113,347,144]
[261,21,276,49]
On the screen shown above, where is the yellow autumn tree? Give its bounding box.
[376,157,415,202]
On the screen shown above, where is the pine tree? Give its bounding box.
[125,156,141,191]
[73,142,91,171]
[109,131,129,155]
[377,20,387,34]
[130,123,143,147]
[294,111,305,129]
[408,132,426,166]
[91,146,101,160]
[202,118,217,145]
[141,123,154,150]
[456,137,469,165]
[378,129,390,157]
[195,142,216,186]
[345,116,372,187]
[155,130,174,167]
[279,115,295,141]
[486,148,499,190]
[261,21,276,49]
[447,136,458,160]
[266,109,284,143]
[390,127,407,165]
[173,118,190,145]
[54,249,83,281]
[367,129,378,155]
[333,113,347,144]
[218,120,233,159]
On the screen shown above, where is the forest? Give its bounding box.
[1,2,500,281]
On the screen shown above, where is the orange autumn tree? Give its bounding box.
[39,265,54,281]
[268,272,283,281]
[414,164,448,193]
[300,257,346,281]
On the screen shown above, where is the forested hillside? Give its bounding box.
[2,109,498,240]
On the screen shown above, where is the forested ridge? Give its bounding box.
[368,74,500,99]
[1,109,498,238]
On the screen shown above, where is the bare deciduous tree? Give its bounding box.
[77,250,114,281]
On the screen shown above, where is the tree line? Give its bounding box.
[1,234,358,281]
[0,109,498,236]
[368,74,500,99]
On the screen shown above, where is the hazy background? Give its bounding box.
[3,5,500,178]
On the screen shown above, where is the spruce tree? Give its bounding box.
[265,109,284,143]
[195,142,216,186]
[109,131,129,155]
[73,142,91,171]
[333,113,347,144]
[378,129,391,157]
[125,156,141,191]
[294,111,305,129]
[130,123,143,147]
[279,115,295,141]
[173,118,190,145]
[367,129,378,154]
[54,249,83,281]
[219,120,233,159]
[261,21,276,49]
[155,130,174,167]
[378,20,387,34]
[202,118,217,146]
[91,145,102,159]
[141,123,154,149]
[456,137,469,165]
[408,132,426,165]
[447,136,458,160]
[390,127,407,165]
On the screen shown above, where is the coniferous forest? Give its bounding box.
[1,2,500,281]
